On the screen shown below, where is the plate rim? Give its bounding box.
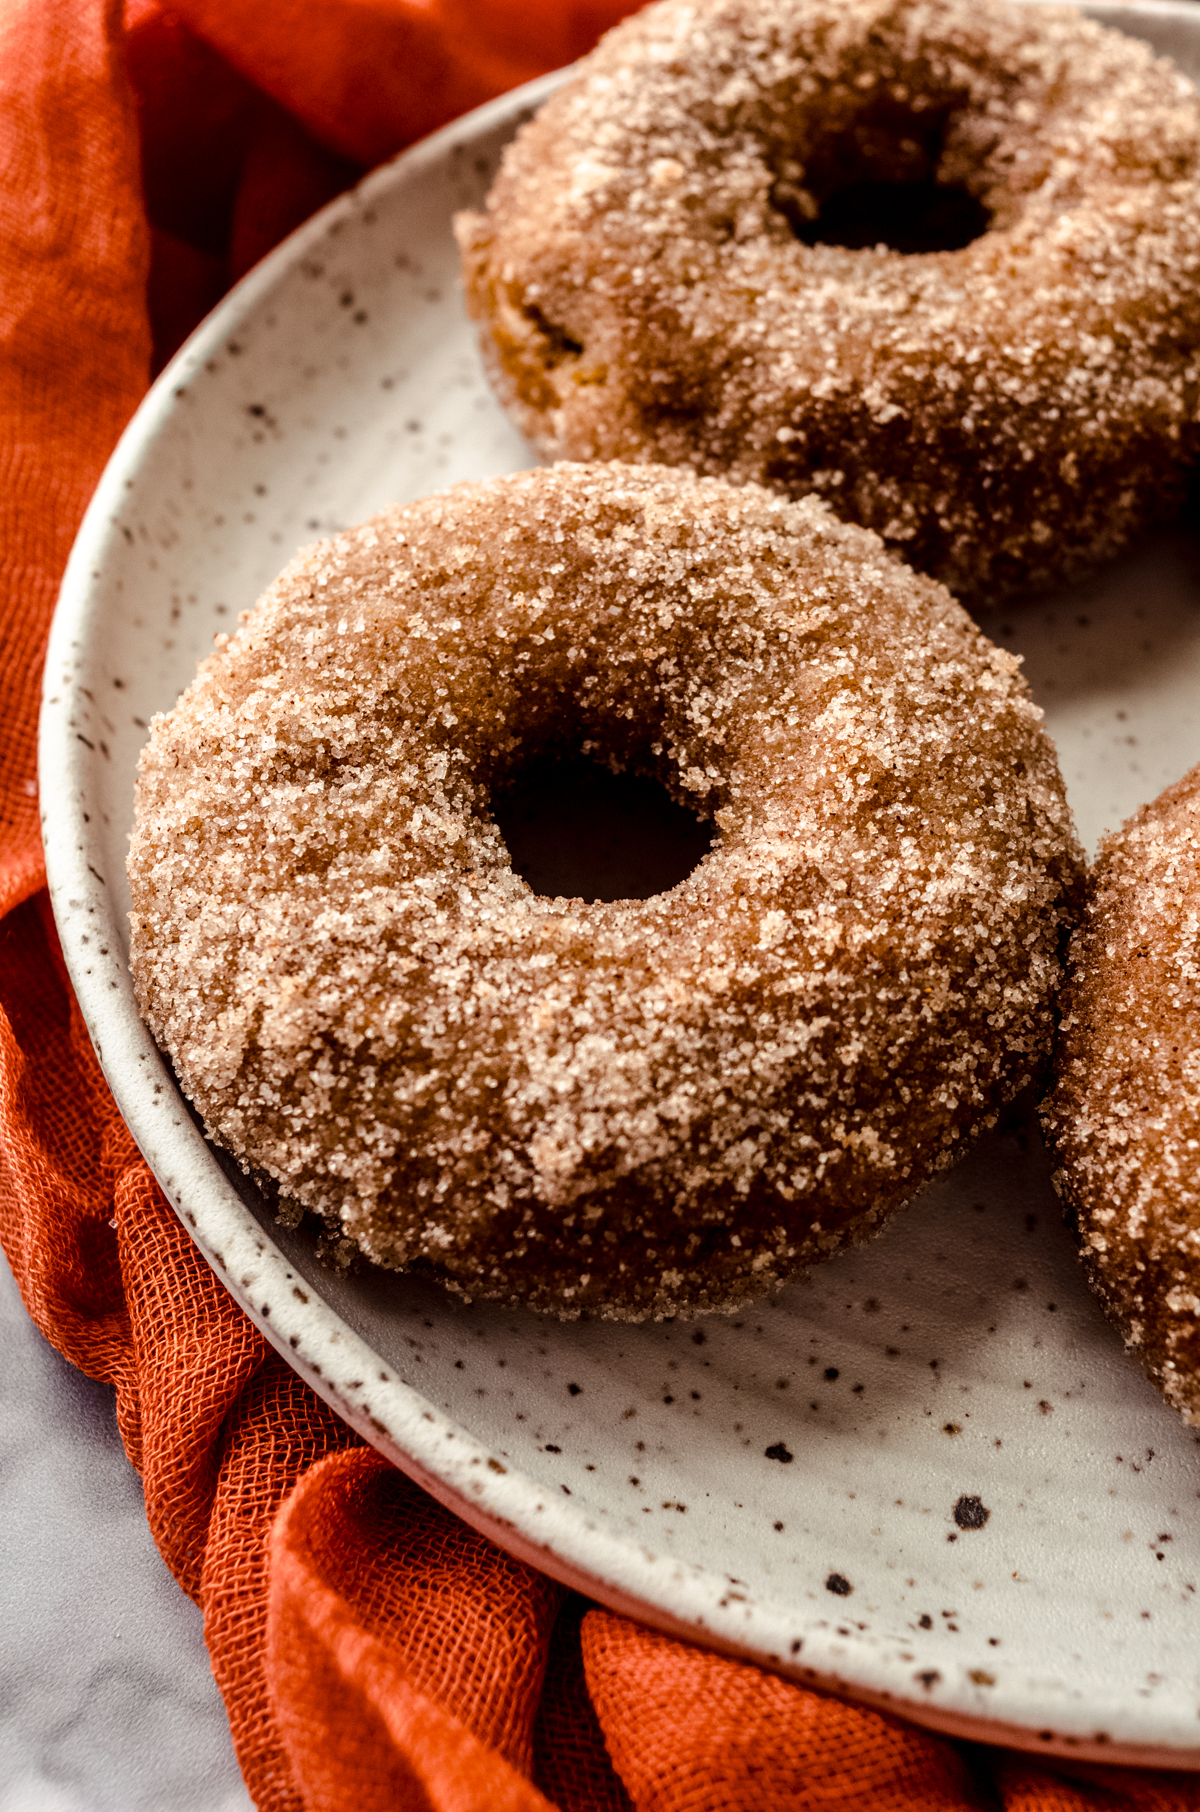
[37,18,1200,1770]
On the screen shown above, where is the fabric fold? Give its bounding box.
[267,1449,563,1810]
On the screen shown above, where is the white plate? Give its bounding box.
[39,3,1200,1768]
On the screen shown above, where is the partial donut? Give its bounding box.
[1042,767,1200,1424]
[129,463,1081,1320]
[457,0,1200,601]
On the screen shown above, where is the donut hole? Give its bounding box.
[792,176,989,254]
[772,106,991,254]
[521,301,583,367]
[493,752,714,902]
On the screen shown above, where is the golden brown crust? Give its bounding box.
[1042,767,1200,1425]
[129,463,1081,1319]
[457,0,1200,601]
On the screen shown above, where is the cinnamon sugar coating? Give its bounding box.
[457,0,1200,601]
[1042,767,1200,1425]
[129,463,1081,1319]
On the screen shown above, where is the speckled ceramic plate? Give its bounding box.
[40,1,1200,1767]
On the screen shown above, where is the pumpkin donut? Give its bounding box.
[129,463,1081,1319]
[456,0,1200,601]
[1042,766,1200,1424]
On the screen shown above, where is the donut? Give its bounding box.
[456,0,1200,601]
[129,462,1081,1320]
[1041,767,1200,1424]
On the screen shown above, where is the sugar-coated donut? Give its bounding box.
[457,0,1200,601]
[1042,767,1200,1424]
[129,463,1081,1320]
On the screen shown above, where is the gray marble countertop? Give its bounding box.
[0,1249,255,1811]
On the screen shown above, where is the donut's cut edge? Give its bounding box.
[129,463,1082,1320]
[1042,767,1200,1426]
[457,0,1200,602]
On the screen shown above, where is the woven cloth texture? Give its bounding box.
[1,0,1199,1806]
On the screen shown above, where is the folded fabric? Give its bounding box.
[1,1,1198,1806]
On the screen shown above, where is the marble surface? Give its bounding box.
[0,1250,254,1812]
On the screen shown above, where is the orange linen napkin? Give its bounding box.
[0,2,1198,1807]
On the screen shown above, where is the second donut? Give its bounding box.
[458,0,1200,601]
